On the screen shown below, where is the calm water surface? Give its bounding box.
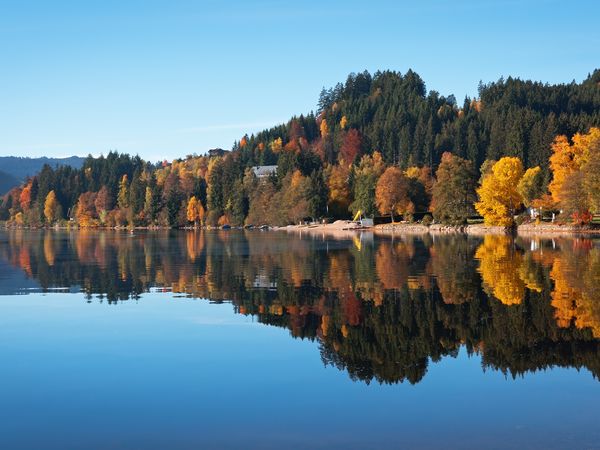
[0,229,599,449]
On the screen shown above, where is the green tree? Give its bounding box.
[431,152,477,225]
[349,152,385,217]
[517,166,545,208]
[117,174,129,209]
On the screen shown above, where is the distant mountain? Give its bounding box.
[0,170,19,195]
[0,156,85,194]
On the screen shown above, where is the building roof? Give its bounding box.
[252,165,278,177]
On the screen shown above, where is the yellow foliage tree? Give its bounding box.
[340,116,348,130]
[14,211,24,226]
[320,119,329,137]
[43,190,60,224]
[475,157,524,226]
[187,196,200,225]
[405,166,421,179]
[271,137,283,153]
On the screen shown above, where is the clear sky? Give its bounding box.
[0,0,598,162]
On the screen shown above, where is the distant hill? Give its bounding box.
[0,156,85,194]
[0,170,19,195]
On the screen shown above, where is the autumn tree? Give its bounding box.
[75,191,98,227]
[475,157,524,227]
[340,116,348,130]
[187,196,201,226]
[549,128,600,218]
[405,166,433,213]
[94,186,111,225]
[339,129,361,164]
[282,170,310,224]
[19,182,32,211]
[431,152,477,225]
[560,171,591,224]
[271,137,283,153]
[43,190,61,224]
[375,167,413,222]
[517,166,545,208]
[246,180,279,226]
[548,135,584,204]
[320,119,329,138]
[581,128,600,213]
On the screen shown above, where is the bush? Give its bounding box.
[421,214,433,226]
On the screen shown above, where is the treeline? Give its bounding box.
[1,69,600,227]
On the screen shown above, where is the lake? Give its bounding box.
[0,229,599,449]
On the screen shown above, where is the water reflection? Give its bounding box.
[1,229,599,385]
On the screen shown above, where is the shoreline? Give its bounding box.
[277,221,600,237]
[2,221,600,237]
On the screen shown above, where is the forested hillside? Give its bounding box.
[1,69,599,228]
[238,69,600,172]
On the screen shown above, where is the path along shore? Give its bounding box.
[276,220,600,238]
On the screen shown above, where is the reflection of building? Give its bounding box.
[252,165,277,178]
[252,274,277,290]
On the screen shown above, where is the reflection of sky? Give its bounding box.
[0,292,598,450]
[0,260,39,294]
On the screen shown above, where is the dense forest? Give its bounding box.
[1,229,599,384]
[1,69,600,227]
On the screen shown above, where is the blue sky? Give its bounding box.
[0,0,598,162]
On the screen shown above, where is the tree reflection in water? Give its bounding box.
[1,229,599,385]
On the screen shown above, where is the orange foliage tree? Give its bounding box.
[19,182,32,211]
[375,167,413,222]
[75,192,98,227]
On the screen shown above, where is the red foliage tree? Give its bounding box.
[339,129,361,164]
